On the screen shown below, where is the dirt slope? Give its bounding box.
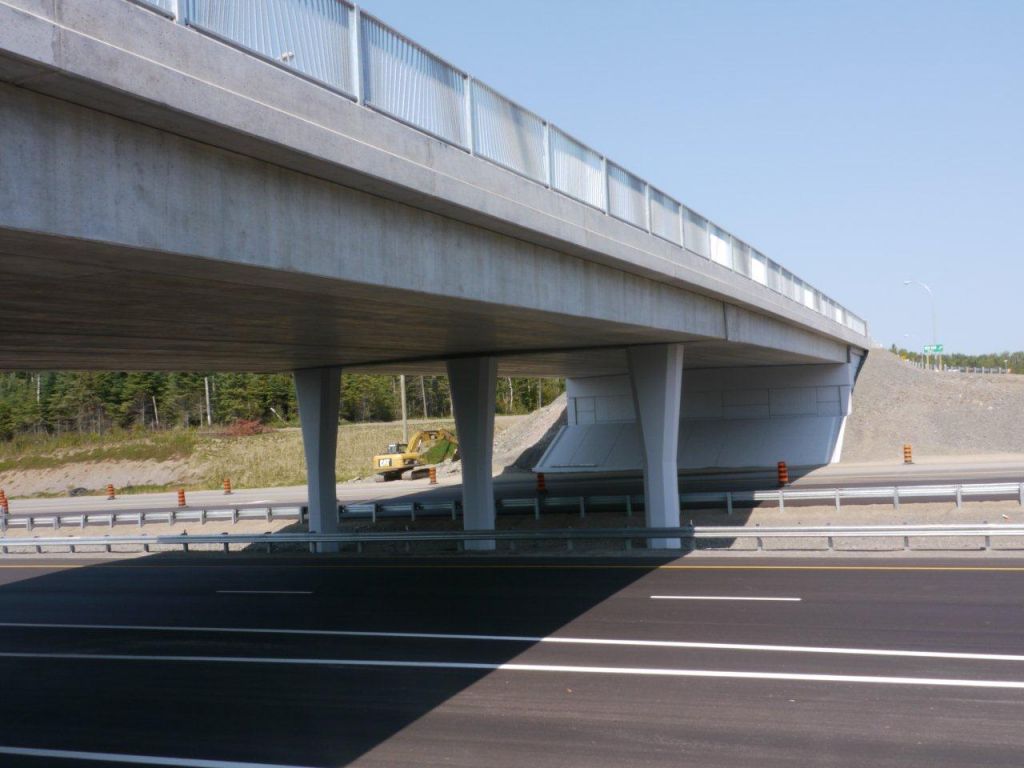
[842,350,1024,462]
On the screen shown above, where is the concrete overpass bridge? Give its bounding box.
[0,0,869,548]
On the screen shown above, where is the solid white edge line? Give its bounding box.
[215,591,313,595]
[0,744,313,768]
[650,595,802,602]
[1,622,1022,663]
[0,651,1022,690]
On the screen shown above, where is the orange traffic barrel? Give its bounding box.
[177,488,187,507]
[903,444,913,464]
[428,466,438,485]
[223,478,232,495]
[0,488,7,513]
[536,472,547,494]
[777,461,790,486]
[106,483,116,500]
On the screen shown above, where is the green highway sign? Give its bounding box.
[923,344,944,354]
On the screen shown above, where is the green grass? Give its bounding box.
[0,430,197,472]
[0,416,520,495]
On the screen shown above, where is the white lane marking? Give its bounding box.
[1,622,1022,663]
[0,651,1023,690]
[651,595,801,602]
[215,591,313,595]
[0,744,313,767]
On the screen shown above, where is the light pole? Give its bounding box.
[904,280,939,370]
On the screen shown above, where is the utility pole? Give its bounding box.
[904,280,939,370]
[399,374,408,442]
[420,375,429,419]
[204,376,213,426]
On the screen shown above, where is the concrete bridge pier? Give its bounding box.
[447,357,498,551]
[295,366,343,553]
[628,344,685,549]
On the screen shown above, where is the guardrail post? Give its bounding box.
[624,538,632,552]
[200,509,207,526]
[231,508,238,525]
[778,491,784,512]
[579,497,586,518]
[893,488,900,511]
[566,538,573,552]
[138,513,144,528]
[955,485,963,509]
[903,535,909,550]
[726,492,733,516]
[371,503,377,524]
[108,514,114,529]
[834,490,841,513]
[168,509,175,526]
[266,506,273,523]
[26,515,33,532]
[54,516,60,530]
[984,521,991,551]
[80,514,86,529]
[410,504,416,522]
[533,499,540,521]
[451,501,458,521]
[1019,483,1023,506]
[0,514,5,534]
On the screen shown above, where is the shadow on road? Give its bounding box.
[0,550,680,766]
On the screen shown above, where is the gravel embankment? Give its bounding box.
[842,350,1024,462]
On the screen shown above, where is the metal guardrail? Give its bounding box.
[127,0,866,337]
[2,524,1023,555]
[2,480,1022,532]
[0,505,303,532]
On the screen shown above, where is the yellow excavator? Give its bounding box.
[372,428,459,481]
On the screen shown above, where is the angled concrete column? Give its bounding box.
[446,357,497,551]
[294,366,342,553]
[628,344,684,549]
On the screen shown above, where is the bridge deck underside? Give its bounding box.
[0,230,835,376]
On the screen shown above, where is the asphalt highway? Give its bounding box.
[0,555,1023,766]
[9,456,1024,520]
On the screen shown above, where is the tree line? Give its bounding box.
[0,372,564,440]
[889,346,1021,371]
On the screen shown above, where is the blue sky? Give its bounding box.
[361,0,1023,354]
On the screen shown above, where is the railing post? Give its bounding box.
[625,495,633,517]
[955,485,963,509]
[542,122,552,187]
[893,487,900,510]
[578,497,585,518]
[350,4,365,104]
[533,498,540,521]
[463,75,474,153]
[725,492,733,516]
[778,491,784,512]
[834,489,840,512]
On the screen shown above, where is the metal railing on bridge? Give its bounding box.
[130,0,866,337]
